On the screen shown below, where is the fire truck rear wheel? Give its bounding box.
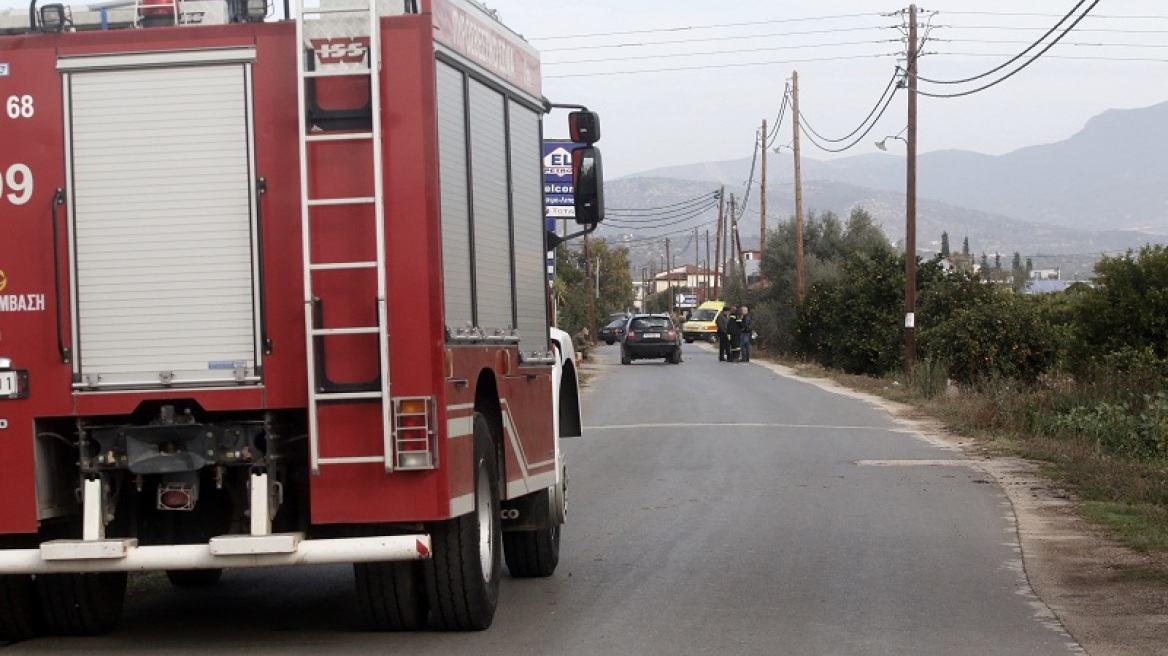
[0,575,42,642]
[165,569,224,587]
[502,490,561,578]
[36,572,126,636]
[354,559,428,631]
[425,413,501,631]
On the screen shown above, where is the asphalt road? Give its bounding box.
[5,342,1084,654]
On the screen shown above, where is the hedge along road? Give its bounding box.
[4,342,1087,655]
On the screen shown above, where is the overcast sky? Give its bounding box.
[482,0,1167,178]
[3,0,1163,179]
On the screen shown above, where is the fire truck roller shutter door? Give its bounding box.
[61,51,261,390]
[507,100,550,360]
[436,61,473,336]
[467,79,513,337]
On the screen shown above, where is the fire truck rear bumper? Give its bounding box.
[0,534,432,574]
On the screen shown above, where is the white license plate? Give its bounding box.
[643,332,660,338]
[0,371,16,397]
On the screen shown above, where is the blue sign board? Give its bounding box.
[543,140,583,281]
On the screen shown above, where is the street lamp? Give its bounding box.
[874,134,907,151]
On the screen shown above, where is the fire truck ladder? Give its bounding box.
[296,0,392,475]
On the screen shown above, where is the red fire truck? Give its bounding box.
[0,0,604,637]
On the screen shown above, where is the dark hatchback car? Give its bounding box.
[620,314,682,365]
[598,317,628,345]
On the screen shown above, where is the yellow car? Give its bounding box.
[681,301,726,343]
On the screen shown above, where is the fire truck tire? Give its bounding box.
[36,572,126,636]
[165,569,224,587]
[502,497,560,578]
[354,560,428,631]
[425,414,500,631]
[0,575,42,642]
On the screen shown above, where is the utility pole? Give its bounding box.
[705,230,711,300]
[734,214,747,287]
[759,118,767,273]
[668,235,677,315]
[726,194,737,286]
[791,70,806,301]
[713,186,725,299]
[905,4,919,375]
[583,234,595,342]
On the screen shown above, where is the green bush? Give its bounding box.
[795,250,903,375]
[1068,245,1168,372]
[921,294,1056,385]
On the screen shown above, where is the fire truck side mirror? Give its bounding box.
[568,111,600,145]
[572,146,604,225]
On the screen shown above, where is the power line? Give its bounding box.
[918,0,1088,85]
[916,0,1102,99]
[544,52,899,79]
[797,79,901,153]
[796,69,900,143]
[606,201,719,229]
[541,25,896,54]
[764,89,790,149]
[544,38,899,66]
[609,192,719,214]
[618,220,719,244]
[940,11,1167,20]
[527,13,885,41]
[931,51,1168,63]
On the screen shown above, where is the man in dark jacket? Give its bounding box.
[739,305,753,362]
[725,305,742,362]
[715,307,730,361]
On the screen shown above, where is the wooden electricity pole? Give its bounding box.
[905,4,919,375]
[760,118,768,270]
[705,230,711,298]
[791,70,806,301]
[665,236,673,315]
[725,194,737,285]
[583,234,595,341]
[713,186,725,299]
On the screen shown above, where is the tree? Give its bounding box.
[794,249,904,375]
[755,207,892,354]
[1069,245,1168,368]
[940,231,950,257]
[962,236,970,256]
[554,238,635,336]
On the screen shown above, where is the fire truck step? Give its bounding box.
[317,455,386,465]
[311,327,380,336]
[300,4,370,15]
[304,69,371,80]
[305,132,374,143]
[312,391,383,401]
[309,261,378,271]
[307,196,376,207]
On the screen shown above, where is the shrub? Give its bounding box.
[921,294,1056,386]
[795,250,903,375]
[1068,245,1168,372]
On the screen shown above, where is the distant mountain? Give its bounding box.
[621,101,1168,235]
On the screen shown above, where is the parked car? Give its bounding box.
[621,314,682,365]
[598,317,628,345]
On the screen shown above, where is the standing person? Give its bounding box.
[715,306,730,362]
[725,305,742,363]
[739,305,753,363]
